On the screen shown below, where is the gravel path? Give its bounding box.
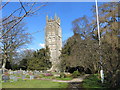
[52,74,89,83]
[38,74,89,83]
[38,74,89,88]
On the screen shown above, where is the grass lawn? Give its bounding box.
[82,74,105,88]
[42,76,72,81]
[2,79,68,88]
[56,77,72,81]
[0,75,2,88]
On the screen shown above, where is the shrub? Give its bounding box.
[65,73,72,78]
[34,75,40,79]
[60,73,66,78]
[83,74,105,88]
[39,74,44,78]
[54,74,60,78]
[72,70,80,78]
[26,75,30,78]
[44,73,53,76]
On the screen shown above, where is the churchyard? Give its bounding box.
[1,1,119,88]
[0,69,73,88]
[1,69,103,88]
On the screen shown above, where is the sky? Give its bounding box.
[2,2,97,50]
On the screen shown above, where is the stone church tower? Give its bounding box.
[45,14,62,72]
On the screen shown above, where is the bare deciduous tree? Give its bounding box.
[1,17,31,69]
[1,1,46,39]
[0,1,47,69]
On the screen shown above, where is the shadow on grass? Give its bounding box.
[82,74,106,88]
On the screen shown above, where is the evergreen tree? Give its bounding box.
[27,46,52,70]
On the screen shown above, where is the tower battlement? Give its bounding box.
[46,14,60,25]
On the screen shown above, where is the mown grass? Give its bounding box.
[39,74,72,80]
[2,79,68,88]
[82,74,105,88]
[56,77,72,80]
[0,74,2,88]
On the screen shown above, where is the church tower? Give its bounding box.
[45,14,62,72]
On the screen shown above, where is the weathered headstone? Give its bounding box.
[22,75,26,80]
[8,69,13,74]
[3,70,9,82]
[13,76,17,81]
[9,75,14,82]
[13,71,17,75]
[0,69,3,74]
[29,71,34,80]
[23,71,26,74]
[9,75,14,79]
[30,75,34,80]
[2,75,9,82]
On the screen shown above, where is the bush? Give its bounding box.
[60,73,66,78]
[72,70,80,78]
[34,75,40,79]
[83,74,105,88]
[65,73,72,78]
[44,73,53,76]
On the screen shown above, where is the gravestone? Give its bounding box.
[9,71,13,75]
[2,75,9,82]
[9,75,14,82]
[30,75,34,80]
[23,71,26,74]
[9,75,14,79]
[18,70,22,74]
[34,71,40,79]
[2,70,9,82]
[29,71,34,80]
[37,71,40,74]
[34,71,40,75]
[22,75,26,80]
[0,69,3,74]
[27,70,29,73]
[13,76,17,81]
[13,71,17,75]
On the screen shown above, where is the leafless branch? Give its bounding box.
[1,2,46,40]
[29,4,46,15]
[19,0,27,14]
[0,0,11,10]
[2,7,22,22]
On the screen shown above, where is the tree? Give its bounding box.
[72,15,92,39]
[91,2,119,46]
[60,15,99,73]
[61,2,119,88]
[12,49,34,70]
[1,1,46,39]
[1,19,31,69]
[91,2,119,87]
[27,47,52,71]
[99,3,119,88]
[0,1,46,68]
[60,33,99,73]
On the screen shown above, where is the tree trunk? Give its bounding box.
[2,52,7,69]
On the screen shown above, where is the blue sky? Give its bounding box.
[2,2,96,50]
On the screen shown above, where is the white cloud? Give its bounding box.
[39,43,45,48]
[17,48,36,52]
[20,48,27,51]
